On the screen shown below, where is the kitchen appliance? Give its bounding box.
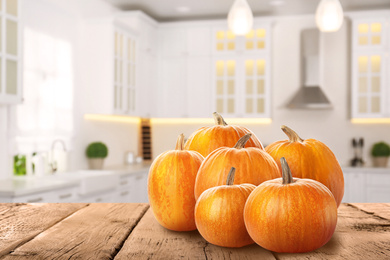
[287,28,332,109]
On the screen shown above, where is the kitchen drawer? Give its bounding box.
[77,191,115,203]
[114,189,132,203]
[366,173,390,186]
[47,186,79,203]
[12,190,55,203]
[366,187,390,203]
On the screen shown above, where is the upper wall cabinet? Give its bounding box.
[0,0,21,104]
[212,23,272,118]
[351,15,390,119]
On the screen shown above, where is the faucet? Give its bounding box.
[50,139,67,174]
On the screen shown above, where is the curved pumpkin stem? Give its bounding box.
[281,125,304,142]
[234,133,252,149]
[226,167,236,185]
[280,157,294,185]
[175,134,185,150]
[213,112,228,126]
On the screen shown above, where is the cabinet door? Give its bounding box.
[159,58,187,117]
[0,0,21,104]
[187,57,211,117]
[213,58,238,117]
[160,28,187,57]
[353,19,387,50]
[129,172,148,203]
[187,27,211,56]
[352,52,386,118]
[137,52,155,117]
[343,172,367,203]
[241,56,270,117]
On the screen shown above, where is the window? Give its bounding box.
[9,27,74,153]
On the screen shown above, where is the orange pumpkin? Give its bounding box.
[194,133,280,200]
[265,125,344,207]
[184,112,263,157]
[244,157,338,253]
[148,134,204,231]
[195,167,256,248]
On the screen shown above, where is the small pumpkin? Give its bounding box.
[195,167,256,248]
[148,134,204,231]
[244,157,338,253]
[194,133,280,200]
[265,125,344,207]
[184,112,263,157]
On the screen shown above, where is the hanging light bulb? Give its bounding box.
[315,0,344,32]
[228,0,254,35]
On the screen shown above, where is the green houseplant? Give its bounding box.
[371,142,390,167]
[86,142,108,170]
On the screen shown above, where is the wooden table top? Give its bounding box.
[0,203,389,259]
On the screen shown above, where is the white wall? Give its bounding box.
[151,16,390,167]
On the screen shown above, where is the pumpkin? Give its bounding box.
[184,112,263,157]
[244,157,338,253]
[194,133,280,200]
[195,167,256,248]
[265,125,344,207]
[148,134,204,231]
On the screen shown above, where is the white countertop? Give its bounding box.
[0,163,151,197]
[343,167,390,173]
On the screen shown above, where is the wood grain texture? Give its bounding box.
[3,203,149,260]
[350,203,390,220]
[273,203,390,260]
[115,208,275,260]
[0,203,87,258]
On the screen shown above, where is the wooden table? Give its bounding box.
[0,203,389,259]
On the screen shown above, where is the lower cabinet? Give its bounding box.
[343,168,390,203]
[3,170,149,203]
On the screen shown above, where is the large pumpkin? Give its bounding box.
[148,134,204,231]
[184,112,263,157]
[244,157,338,253]
[195,167,256,248]
[265,125,344,207]
[194,133,280,200]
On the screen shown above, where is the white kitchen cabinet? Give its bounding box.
[158,57,187,117]
[187,57,212,118]
[212,23,272,118]
[82,19,139,116]
[187,27,211,56]
[0,0,22,105]
[160,27,187,57]
[350,14,390,119]
[343,168,390,203]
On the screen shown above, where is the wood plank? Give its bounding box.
[0,203,87,258]
[3,203,149,260]
[115,208,276,260]
[350,203,390,220]
[273,204,390,259]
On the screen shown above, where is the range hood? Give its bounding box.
[287,28,332,109]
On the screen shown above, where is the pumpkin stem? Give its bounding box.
[281,125,304,142]
[213,112,228,126]
[281,157,294,185]
[233,133,252,149]
[175,134,185,150]
[226,167,236,185]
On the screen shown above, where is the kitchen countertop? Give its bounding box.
[0,163,151,197]
[0,203,388,259]
[343,167,390,173]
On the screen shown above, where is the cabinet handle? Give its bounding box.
[59,193,72,199]
[120,180,128,185]
[27,197,43,203]
[96,198,103,202]
[135,175,143,180]
[120,191,129,196]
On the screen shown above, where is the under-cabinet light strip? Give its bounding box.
[84,114,141,124]
[150,118,272,124]
[351,118,390,124]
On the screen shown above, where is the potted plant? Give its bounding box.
[371,142,390,168]
[86,142,108,170]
